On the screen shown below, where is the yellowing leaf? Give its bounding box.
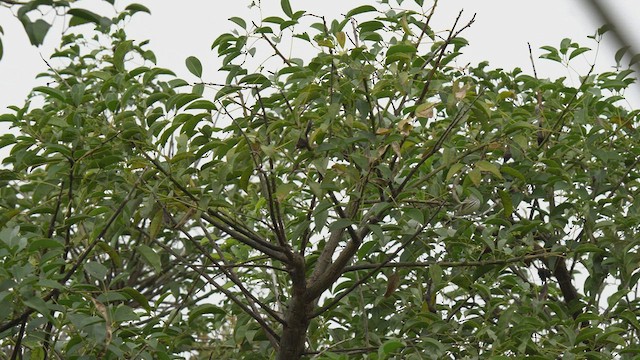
[275,183,296,202]
[498,189,513,218]
[453,81,470,100]
[397,118,413,135]
[415,102,434,118]
[316,38,334,48]
[487,141,502,150]
[497,90,516,102]
[148,208,164,242]
[401,15,413,36]
[610,116,634,130]
[391,142,402,157]
[468,168,481,186]
[475,160,503,179]
[335,31,346,48]
[384,272,401,297]
[376,127,391,135]
[445,163,465,181]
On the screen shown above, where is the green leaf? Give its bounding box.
[84,261,108,280]
[185,99,217,111]
[0,114,16,122]
[615,46,630,66]
[239,73,271,87]
[188,304,226,324]
[22,19,51,46]
[497,189,513,218]
[379,339,404,358]
[193,83,205,96]
[214,85,241,101]
[328,218,354,231]
[539,45,562,63]
[467,168,481,186]
[446,163,465,181]
[23,296,52,318]
[475,160,503,179]
[500,165,526,182]
[148,208,164,242]
[574,243,605,254]
[68,8,106,27]
[386,43,417,63]
[229,16,246,29]
[113,305,139,322]
[569,47,590,60]
[607,289,629,311]
[114,40,133,72]
[576,327,602,343]
[96,241,122,268]
[166,93,200,111]
[346,5,377,18]
[281,0,293,17]
[185,56,203,78]
[33,86,65,102]
[121,287,152,312]
[70,83,85,106]
[262,16,284,25]
[429,263,443,288]
[125,3,151,15]
[281,20,297,31]
[28,238,64,251]
[255,26,273,34]
[137,244,162,272]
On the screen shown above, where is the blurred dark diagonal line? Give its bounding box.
[584,0,640,76]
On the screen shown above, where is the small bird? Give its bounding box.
[456,195,480,216]
[384,271,401,298]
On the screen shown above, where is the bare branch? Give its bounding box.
[257,25,293,66]
[152,236,281,348]
[394,93,481,197]
[0,169,149,334]
[343,252,564,272]
[310,204,444,316]
[137,148,289,261]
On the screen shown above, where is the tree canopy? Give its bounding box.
[1,1,640,359]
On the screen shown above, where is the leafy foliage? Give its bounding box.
[1,1,640,359]
[0,0,150,60]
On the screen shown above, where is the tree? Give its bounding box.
[0,0,149,60]
[1,0,640,359]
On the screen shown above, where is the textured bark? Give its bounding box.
[549,256,582,319]
[276,293,313,360]
[532,243,582,319]
[276,254,313,360]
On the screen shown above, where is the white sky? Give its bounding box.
[1,1,639,128]
[0,0,640,136]
[0,0,634,323]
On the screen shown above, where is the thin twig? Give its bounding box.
[258,28,293,66]
[538,65,594,148]
[152,235,281,348]
[0,169,148,334]
[583,0,640,77]
[394,92,482,197]
[343,252,563,272]
[311,203,445,318]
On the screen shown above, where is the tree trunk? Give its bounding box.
[276,254,313,360]
[276,293,313,360]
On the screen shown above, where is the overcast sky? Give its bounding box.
[0,0,634,308]
[1,0,639,118]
